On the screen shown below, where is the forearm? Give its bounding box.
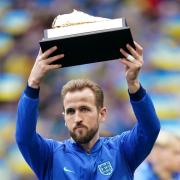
[16,85,54,178]
[16,85,40,143]
[130,86,160,156]
[130,90,160,137]
[122,86,160,171]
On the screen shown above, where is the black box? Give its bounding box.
[39,18,134,67]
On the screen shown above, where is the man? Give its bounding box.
[16,41,160,179]
[134,131,180,180]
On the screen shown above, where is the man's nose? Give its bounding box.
[74,111,83,123]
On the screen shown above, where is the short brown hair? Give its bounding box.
[61,79,104,108]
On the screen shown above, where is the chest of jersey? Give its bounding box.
[52,144,132,180]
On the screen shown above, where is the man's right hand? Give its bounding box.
[28,46,64,89]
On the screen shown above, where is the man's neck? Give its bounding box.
[81,133,100,153]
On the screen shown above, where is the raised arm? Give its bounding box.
[16,47,64,178]
[119,42,160,172]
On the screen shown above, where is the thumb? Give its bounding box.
[36,48,42,61]
[120,58,133,68]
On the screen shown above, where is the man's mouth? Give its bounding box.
[74,125,87,131]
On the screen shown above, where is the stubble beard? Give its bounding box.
[70,123,99,144]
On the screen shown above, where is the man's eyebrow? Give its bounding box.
[79,105,91,108]
[66,107,75,111]
[65,105,92,110]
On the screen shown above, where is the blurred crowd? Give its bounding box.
[135,131,180,180]
[0,0,180,179]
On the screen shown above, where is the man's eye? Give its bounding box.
[66,108,75,115]
[80,107,90,112]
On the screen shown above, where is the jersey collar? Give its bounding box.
[68,137,103,154]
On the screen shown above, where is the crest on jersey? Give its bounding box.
[98,161,113,176]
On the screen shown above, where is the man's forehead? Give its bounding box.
[64,88,95,99]
[63,88,96,105]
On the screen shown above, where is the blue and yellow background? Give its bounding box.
[0,0,180,179]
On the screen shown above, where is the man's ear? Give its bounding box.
[64,121,67,127]
[62,112,67,127]
[99,107,107,123]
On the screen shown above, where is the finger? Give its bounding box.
[41,46,58,60]
[45,54,64,64]
[120,48,129,58]
[38,48,42,56]
[36,48,43,61]
[120,48,136,62]
[120,58,134,67]
[47,64,62,70]
[134,41,143,55]
[120,58,143,68]
[126,44,140,60]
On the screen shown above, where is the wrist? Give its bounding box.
[28,78,40,89]
[25,84,40,99]
[127,80,140,94]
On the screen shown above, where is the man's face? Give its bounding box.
[63,88,106,144]
[158,140,180,172]
[168,140,180,172]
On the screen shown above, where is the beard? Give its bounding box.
[69,123,99,144]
